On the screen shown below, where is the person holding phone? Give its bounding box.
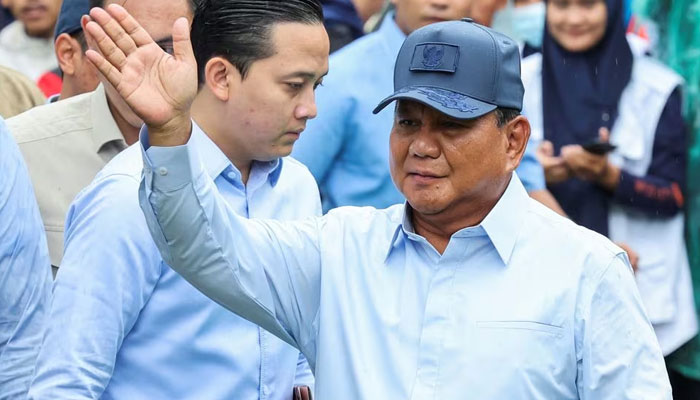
[520,0,696,361]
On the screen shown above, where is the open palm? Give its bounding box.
[85,5,197,129]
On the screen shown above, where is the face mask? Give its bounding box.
[511,2,546,49]
[491,4,516,40]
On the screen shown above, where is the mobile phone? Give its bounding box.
[582,141,617,155]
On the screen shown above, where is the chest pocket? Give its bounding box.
[473,321,571,388]
[435,320,575,398]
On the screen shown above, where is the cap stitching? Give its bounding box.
[473,24,500,102]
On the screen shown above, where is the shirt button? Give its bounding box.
[227,172,237,180]
[602,112,610,122]
[158,167,168,176]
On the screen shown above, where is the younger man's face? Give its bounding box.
[224,22,329,162]
[10,0,62,38]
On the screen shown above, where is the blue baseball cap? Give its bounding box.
[54,0,90,40]
[373,18,524,120]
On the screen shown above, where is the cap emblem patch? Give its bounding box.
[410,43,459,73]
[423,45,444,68]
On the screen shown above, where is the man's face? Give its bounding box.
[223,22,329,162]
[390,101,513,215]
[9,0,62,38]
[93,0,193,128]
[391,0,473,34]
[547,0,607,52]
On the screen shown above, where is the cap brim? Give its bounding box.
[372,86,497,120]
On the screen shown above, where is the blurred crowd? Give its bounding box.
[1,0,700,399]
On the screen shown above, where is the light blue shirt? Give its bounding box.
[139,131,670,399]
[292,12,546,212]
[30,124,317,399]
[0,117,52,399]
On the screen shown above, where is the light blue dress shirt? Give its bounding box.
[0,117,52,399]
[29,124,317,400]
[292,12,546,212]
[139,131,670,399]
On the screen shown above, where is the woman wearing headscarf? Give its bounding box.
[520,0,697,361]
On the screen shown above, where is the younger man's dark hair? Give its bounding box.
[190,0,324,84]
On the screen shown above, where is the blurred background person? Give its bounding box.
[0,65,45,118]
[466,0,505,25]
[633,0,700,397]
[492,0,545,56]
[521,0,697,362]
[322,0,384,52]
[293,0,562,214]
[0,0,61,81]
[7,0,173,271]
[0,1,13,30]
[39,0,98,101]
[0,116,52,400]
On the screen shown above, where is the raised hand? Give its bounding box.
[84,4,197,145]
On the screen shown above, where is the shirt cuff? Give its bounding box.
[139,123,204,192]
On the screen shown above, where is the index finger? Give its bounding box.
[104,3,154,47]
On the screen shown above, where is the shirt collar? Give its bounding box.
[187,121,232,180]
[265,159,283,187]
[465,174,529,265]
[90,84,127,154]
[379,11,407,62]
[385,173,529,265]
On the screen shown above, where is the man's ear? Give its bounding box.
[203,57,241,102]
[55,33,79,76]
[504,115,531,172]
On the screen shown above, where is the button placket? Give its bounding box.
[410,246,464,399]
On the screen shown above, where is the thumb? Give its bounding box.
[599,127,610,142]
[538,140,554,156]
[172,17,195,64]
